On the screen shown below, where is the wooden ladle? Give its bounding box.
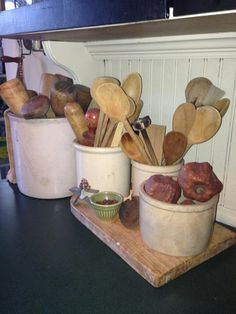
[121,72,142,104]
[95,82,152,164]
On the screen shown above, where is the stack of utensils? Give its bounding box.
[89,74,230,167]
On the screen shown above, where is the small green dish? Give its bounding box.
[90,191,124,220]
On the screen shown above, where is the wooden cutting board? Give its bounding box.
[70,197,236,288]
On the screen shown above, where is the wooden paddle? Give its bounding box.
[146,124,166,166]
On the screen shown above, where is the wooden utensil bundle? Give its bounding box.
[160,77,229,166]
[91,74,144,150]
[90,74,230,167]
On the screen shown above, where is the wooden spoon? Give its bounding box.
[202,84,225,106]
[121,72,142,104]
[188,106,222,144]
[211,98,230,117]
[185,77,225,107]
[91,76,120,147]
[180,105,222,160]
[172,102,196,137]
[163,131,187,165]
[120,132,147,164]
[185,77,212,106]
[95,83,152,164]
[101,97,136,147]
[110,99,143,148]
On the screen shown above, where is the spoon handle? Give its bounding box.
[111,122,124,147]
[141,129,159,165]
[101,119,117,147]
[174,143,192,165]
[123,119,152,165]
[94,110,105,147]
[99,114,109,146]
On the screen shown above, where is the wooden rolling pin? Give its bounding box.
[64,101,88,143]
[0,78,29,115]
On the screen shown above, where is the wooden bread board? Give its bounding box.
[70,197,236,288]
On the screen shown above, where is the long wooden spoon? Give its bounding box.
[172,102,196,137]
[101,97,136,147]
[120,132,147,164]
[180,105,222,160]
[91,76,120,147]
[110,99,144,147]
[121,72,142,104]
[95,83,152,164]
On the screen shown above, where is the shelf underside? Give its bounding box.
[1,12,236,42]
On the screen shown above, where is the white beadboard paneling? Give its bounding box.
[45,33,236,227]
[150,59,165,124]
[101,46,236,226]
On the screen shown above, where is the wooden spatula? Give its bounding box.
[146,124,166,166]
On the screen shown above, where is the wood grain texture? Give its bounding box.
[70,197,236,288]
[146,124,166,166]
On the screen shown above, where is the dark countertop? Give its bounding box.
[1,179,236,314]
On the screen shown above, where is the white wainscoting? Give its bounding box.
[44,33,236,226]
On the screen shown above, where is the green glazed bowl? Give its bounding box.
[90,191,124,220]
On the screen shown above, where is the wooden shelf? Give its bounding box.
[0,0,235,42]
